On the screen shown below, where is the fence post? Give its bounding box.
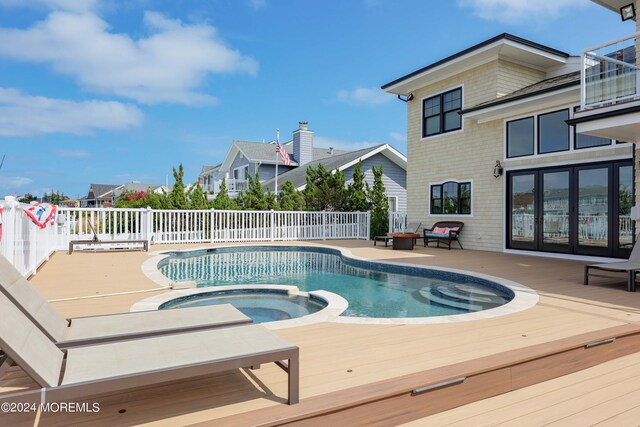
[144,207,153,244]
[322,211,327,240]
[270,209,275,242]
[214,208,216,243]
[366,211,371,240]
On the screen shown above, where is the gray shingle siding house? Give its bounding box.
[200,121,407,211]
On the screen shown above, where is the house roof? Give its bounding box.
[262,144,406,191]
[88,184,121,199]
[201,164,221,174]
[381,33,571,95]
[233,140,299,166]
[461,71,580,115]
[111,182,166,198]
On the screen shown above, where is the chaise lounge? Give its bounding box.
[0,291,299,405]
[584,240,640,292]
[423,221,464,250]
[0,255,251,347]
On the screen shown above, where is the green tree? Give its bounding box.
[303,164,348,211]
[18,193,38,204]
[238,172,269,210]
[278,181,305,211]
[167,164,188,209]
[211,178,239,210]
[42,191,67,204]
[187,183,209,210]
[347,160,370,212]
[366,165,388,238]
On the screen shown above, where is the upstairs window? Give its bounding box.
[538,109,569,154]
[507,117,534,158]
[431,181,471,215]
[423,87,462,137]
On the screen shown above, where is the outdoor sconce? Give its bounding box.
[493,160,503,178]
[397,93,414,103]
[620,3,636,21]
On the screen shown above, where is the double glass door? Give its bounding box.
[508,161,633,258]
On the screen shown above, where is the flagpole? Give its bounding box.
[275,129,280,195]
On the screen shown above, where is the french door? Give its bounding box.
[507,161,633,258]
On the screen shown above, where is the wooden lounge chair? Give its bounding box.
[0,255,251,347]
[374,222,422,247]
[584,240,640,292]
[0,291,299,405]
[424,221,464,250]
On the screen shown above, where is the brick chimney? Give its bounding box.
[293,121,313,165]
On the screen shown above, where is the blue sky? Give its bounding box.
[0,0,634,199]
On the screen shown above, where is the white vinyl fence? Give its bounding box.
[0,203,370,276]
[56,207,370,247]
[0,198,57,277]
[389,211,408,233]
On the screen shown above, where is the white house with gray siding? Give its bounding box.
[199,121,407,210]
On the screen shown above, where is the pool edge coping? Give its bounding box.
[138,243,539,325]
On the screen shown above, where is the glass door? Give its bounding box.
[508,172,537,250]
[615,164,634,258]
[576,165,610,257]
[541,170,571,253]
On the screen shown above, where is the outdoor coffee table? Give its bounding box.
[389,233,420,250]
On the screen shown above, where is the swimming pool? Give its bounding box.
[155,246,527,319]
[160,288,327,323]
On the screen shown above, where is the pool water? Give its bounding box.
[159,247,514,318]
[161,290,326,323]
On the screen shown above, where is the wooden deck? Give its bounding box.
[3,241,640,426]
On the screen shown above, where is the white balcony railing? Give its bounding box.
[212,178,248,194]
[581,32,640,110]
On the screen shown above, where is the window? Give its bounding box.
[507,117,534,158]
[422,87,462,137]
[538,109,569,154]
[388,196,397,212]
[575,131,611,149]
[431,181,471,215]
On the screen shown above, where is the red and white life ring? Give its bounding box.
[24,203,56,229]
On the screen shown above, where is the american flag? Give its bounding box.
[275,142,291,166]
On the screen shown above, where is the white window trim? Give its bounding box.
[420,84,465,141]
[503,104,619,161]
[387,195,398,212]
[428,179,473,217]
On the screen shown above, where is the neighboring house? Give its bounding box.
[79,184,121,207]
[59,199,80,208]
[382,26,635,258]
[79,182,169,207]
[200,121,408,211]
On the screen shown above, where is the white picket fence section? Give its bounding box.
[389,211,408,233]
[56,207,370,248]
[0,198,57,277]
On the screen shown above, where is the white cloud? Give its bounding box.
[0,176,33,188]
[249,0,266,10]
[315,136,381,152]
[55,149,92,158]
[389,132,405,143]
[0,88,143,137]
[336,87,392,106]
[0,11,258,105]
[458,0,585,23]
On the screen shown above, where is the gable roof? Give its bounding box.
[201,164,221,174]
[382,33,571,95]
[262,144,406,191]
[461,71,580,115]
[88,184,121,199]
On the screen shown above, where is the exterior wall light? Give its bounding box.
[493,160,503,178]
[620,3,636,21]
[397,93,414,103]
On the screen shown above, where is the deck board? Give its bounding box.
[3,241,640,425]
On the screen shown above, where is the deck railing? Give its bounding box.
[581,32,640,110]
[388,211,408,233]
[56,207,370,249]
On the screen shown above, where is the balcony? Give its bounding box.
[573,32,640,142]
[212,178,248,196]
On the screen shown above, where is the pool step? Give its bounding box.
[418,284,506,312]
